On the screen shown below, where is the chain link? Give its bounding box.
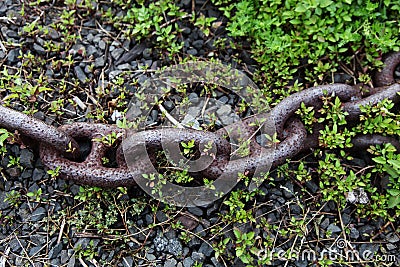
[0,52,399,188]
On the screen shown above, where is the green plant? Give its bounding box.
[233,229,258,264]
[7,155,22,170]
[0,128,10,155]
[370,144,400,210]
[181,139,195,156]
[74,240,97,260]
[5,190,22,207]
[47,166,61,179]
[27,188,43,202]
[356,98,400,135]
[93,132,123,147]
[212,0,400,91]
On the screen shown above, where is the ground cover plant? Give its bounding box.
[0,0,399,266]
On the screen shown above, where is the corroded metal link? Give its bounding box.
[0,106,80,158]
[343,83,400,120]
[270,84,360,138]
[39,123,142,187]
[40,123,233,187]
[8,51,400,189]
[374,52,400,87]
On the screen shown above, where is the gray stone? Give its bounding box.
[154,235,168,252]
[182,27,191,35]
[183,257,194,267]
[218,96,229,104]
[267,213,277,223]
[143,48,152,59]
[187,48,198,56]
[320,218,330,230]
[199,242,213,257]
[29,246,42,256]
[48,243,63,259]
[9,238,25,252]
[111,48,124,60]
[167,238,183,257]
[45,69,54,78]
[117,63,132,70]
[0,191,11,210]
[74,66,87,83]
[188,207,203,217]
[164,101,174,111]
[6,30,18,38]
[305,181,319,193]
[386,232,400,243]
[386,243,396,251]
[192,40,204,49]
[144,59,152,68]
[211,257,223,267]
[156,211,168,222]
[358,225,375,238]
[6,167,20,178]
[145,253,156,261]
[30,234,45,246]
[20,149,34,168]
[359,243,379,260]
[86,45,98,56]
[327,224,341,233]
[122,256,134,267]
[48,28,60,39]
[164,258,177,267]
[31,207,46,222]
[191,252,205,262]
[290,204,302,214]
[109,70,121,80]
[50,258,60,266]
[98,40,106,50]
[17,207,30,222]
[69,44,85,55]
[33,43,46,55]
[32,168,46,182]
[60,250,70,264]
[94,56,106,68]
[188,237,201,248]
[341,213,351,225]
[282,181,294,198]
[349,227,359,239]
[216,105,231,116]
[67,256,75,267]
[7,48,19,62]
[294,260,308,267]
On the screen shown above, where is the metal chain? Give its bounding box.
[0,52,399,187]
[0,106,80,159]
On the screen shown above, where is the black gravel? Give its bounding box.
[0,0,399,266]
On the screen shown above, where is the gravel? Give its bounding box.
[0,0,398,266]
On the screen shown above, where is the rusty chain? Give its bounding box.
[0,52,399,190]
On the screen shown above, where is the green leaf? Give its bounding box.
[387,188,400,196]
[372,156,386,165]
[233,229,241,239]
[236,248,243,258]
[295,4,307,13]
[319,0,333,8]
[290,19,302,25]
[388,159,400,170]
[387,195,400,209]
